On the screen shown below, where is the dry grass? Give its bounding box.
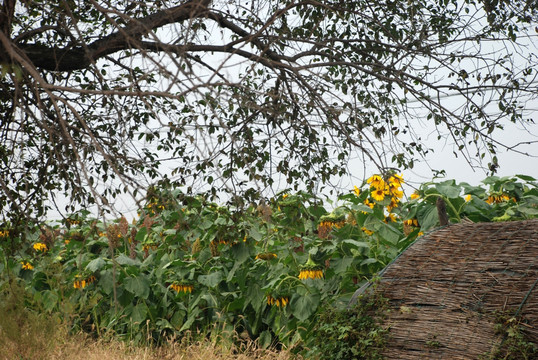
[0,320,297,360]
[43,334,296,360]
[0,285,297,360]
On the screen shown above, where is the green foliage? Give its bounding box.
[309,289,389,360]
[1,175,537,355]
[480,310,538,360]
[402,175,538,231]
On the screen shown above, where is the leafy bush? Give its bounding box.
[309,289,389,359]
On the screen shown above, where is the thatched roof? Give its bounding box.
[376,219,538,359]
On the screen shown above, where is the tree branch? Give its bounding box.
[13,0,211,71]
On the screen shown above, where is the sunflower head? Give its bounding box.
[255,252,277,260]
[367,174,385,190]
[299,254,324,280]
[170,282,194,294]
[371,189,385,202]
[267,294,289,307]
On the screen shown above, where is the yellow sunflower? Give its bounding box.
[371,188,385,201]
[367,174,385,190]
[170,283,193,294]
[33,242,48,252]
[21,261,34,270]
[299,268,324,280]
[267,294,289,307]
[388,174,404,186]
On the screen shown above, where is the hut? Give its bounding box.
[372,219,538,359]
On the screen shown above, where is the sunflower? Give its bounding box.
[363,198,375,209]
[386,199,399,212]
[410,192,420,200]
[403,218,419,236]
[255,252,277,260]
[353,186,361,196]
[317,214,346,238]
[388,173,404,186]
[267,294,289,307]
[404,219,419,227]
[371,188,385,202]
[74,275,96,289]
[486,193,514,204]
[299,255,324,280]
[33,242,48,252]
[367,174,385,190]
[142,243,158,252]
[388,187,404,200]
[73,279,86,289]
[299,268,324,280]
[21,261,33,270]
[170,282,193,294]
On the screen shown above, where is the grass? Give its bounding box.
[47,336,294,360]
[0,283,297,360]
[1,333,296,360]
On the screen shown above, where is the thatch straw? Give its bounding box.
[374,219,538,359]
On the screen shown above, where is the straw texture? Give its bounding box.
[377,219,538,359]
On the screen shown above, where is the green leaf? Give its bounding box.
[517,205,538,216]
[86,257,106,272]
[156,318,174,331]
[135,227,148,242]
[258,330,273,349]
[130,302,148,324]
[351,203,374,213]
[230,242,250,264]
[378,224,400,245]
[170,310,186,330]
[515,174,536,181]
[435,180,461,198]
[226,261,241,282]
[124,275,150,299]
[418,204,439,231]
[244,282,264,313]
[98,269,115,295]
[291,293,320,321]
[249,226,263,241]
[116,254,141,266]
[179,307,201,332]
[198,272,223,288]
[41,290,58,312]
[341,239,370,248]
[331,257,354,273]
[360,258,378,266]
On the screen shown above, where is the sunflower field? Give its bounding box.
[1,174,537,355]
